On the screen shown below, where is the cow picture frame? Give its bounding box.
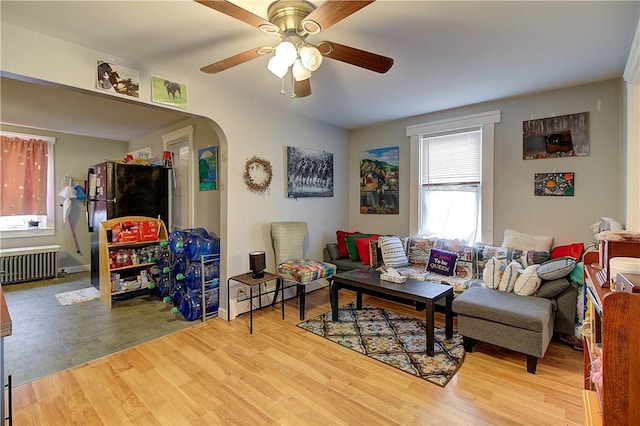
[151,75,188,109]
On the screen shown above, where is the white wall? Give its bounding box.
[349,79,624,247]
[1,23,349,318]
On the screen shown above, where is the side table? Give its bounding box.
[227,272,284,334]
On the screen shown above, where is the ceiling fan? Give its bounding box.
[195,0,394,98]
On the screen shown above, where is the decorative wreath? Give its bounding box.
[243,156,272,194]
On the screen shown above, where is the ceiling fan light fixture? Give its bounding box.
[299,45,323,71]
[292,59,311,81]
[275,41,297,67]
[267,56,288,79]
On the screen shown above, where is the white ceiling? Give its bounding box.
[1,0,638,140]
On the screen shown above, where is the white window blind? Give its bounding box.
[422,129,481,185]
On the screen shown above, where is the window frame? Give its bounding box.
[0,131,56,238]
[406,110,500,245]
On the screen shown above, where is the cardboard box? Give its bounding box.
[138,220,159,241]
[112,221,140,243]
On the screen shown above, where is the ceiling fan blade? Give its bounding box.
[317,41,393,73]
[201,47,270,74]
[302,1,374,33]
[294,79,312,98]
[194,0,277,32]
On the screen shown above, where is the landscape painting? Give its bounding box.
[523,112,589,159]
[198,147,218,191]
[360,146,399,214]
[286,146,333,198]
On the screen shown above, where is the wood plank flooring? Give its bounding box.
[11,287,585,425]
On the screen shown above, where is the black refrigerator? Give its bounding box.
[87,161,170,285]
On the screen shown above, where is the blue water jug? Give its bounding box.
[185,261,219,291]
[155,242,172,271]
[171,287,219,321]
[155,274,171,298]
[168,229,187,255]
[171,254,187,278]
[164,274,187,306]
[171,290,202,321]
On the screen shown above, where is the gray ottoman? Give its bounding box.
[452,286,554,374]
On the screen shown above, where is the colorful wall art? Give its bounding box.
[198,147,218,191]
[523,112,589,160]
[534,172,574,196]
[360,146,399,214]
[286,147,333,198]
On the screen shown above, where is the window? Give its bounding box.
[0,131,56,237]
[406,110,500,245]
[421,129,481,243]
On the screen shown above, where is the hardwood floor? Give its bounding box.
[11,287,584,425]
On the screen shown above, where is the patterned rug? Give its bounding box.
[55,286,100,305]
[297,303,465,387]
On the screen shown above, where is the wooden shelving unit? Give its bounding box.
[98,216,168,309]
[582,251,640,425]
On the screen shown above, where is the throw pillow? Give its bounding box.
[425,248,458,276]
[550,242,584,261]
[345,233,369,261]
[336,230,359,258]
[326,243,340,261]
[355,235,379,266]
[369,239,384,268]
[502,228,554,253]
[483,257,506,290]
[498,261,522,292]
[536,277,571,298]
[537,256,577,281]
[513,264,541,296]
[378,235,409,269]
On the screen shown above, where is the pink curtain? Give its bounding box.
[1,135,49,216]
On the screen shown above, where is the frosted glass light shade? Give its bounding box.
[292,59,311,81]
[275,41,297,67]
[299,45,323,71]
[267,56,288,78]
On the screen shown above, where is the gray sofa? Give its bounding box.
[324,236,579,338]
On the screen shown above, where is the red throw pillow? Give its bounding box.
[551,243,584,261]
[336,230,359,258]
[355,235,379,265]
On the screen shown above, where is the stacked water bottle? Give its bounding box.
[149,227,220,321]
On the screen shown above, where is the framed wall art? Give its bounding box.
[286,146,333,198]
[523,112,589,160]
[96,60,140,98]
[360,146,399,214]
[151,76,187,109]
[534,172,574,196]
[198,147,218,191]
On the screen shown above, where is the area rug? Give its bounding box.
[297,303,465,387]
[55,287,100,305]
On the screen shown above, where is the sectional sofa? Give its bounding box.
[323,232,581,338]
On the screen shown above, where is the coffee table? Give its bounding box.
[329,269,453,356]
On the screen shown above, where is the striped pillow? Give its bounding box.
[379,236,409,268]
[498,261,522,292]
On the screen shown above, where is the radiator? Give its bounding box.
[0,245,60,284]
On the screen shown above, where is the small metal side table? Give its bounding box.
[227,272,285,334]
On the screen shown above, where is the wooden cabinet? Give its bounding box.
[582,251,640,425]
[98,216,168,309]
